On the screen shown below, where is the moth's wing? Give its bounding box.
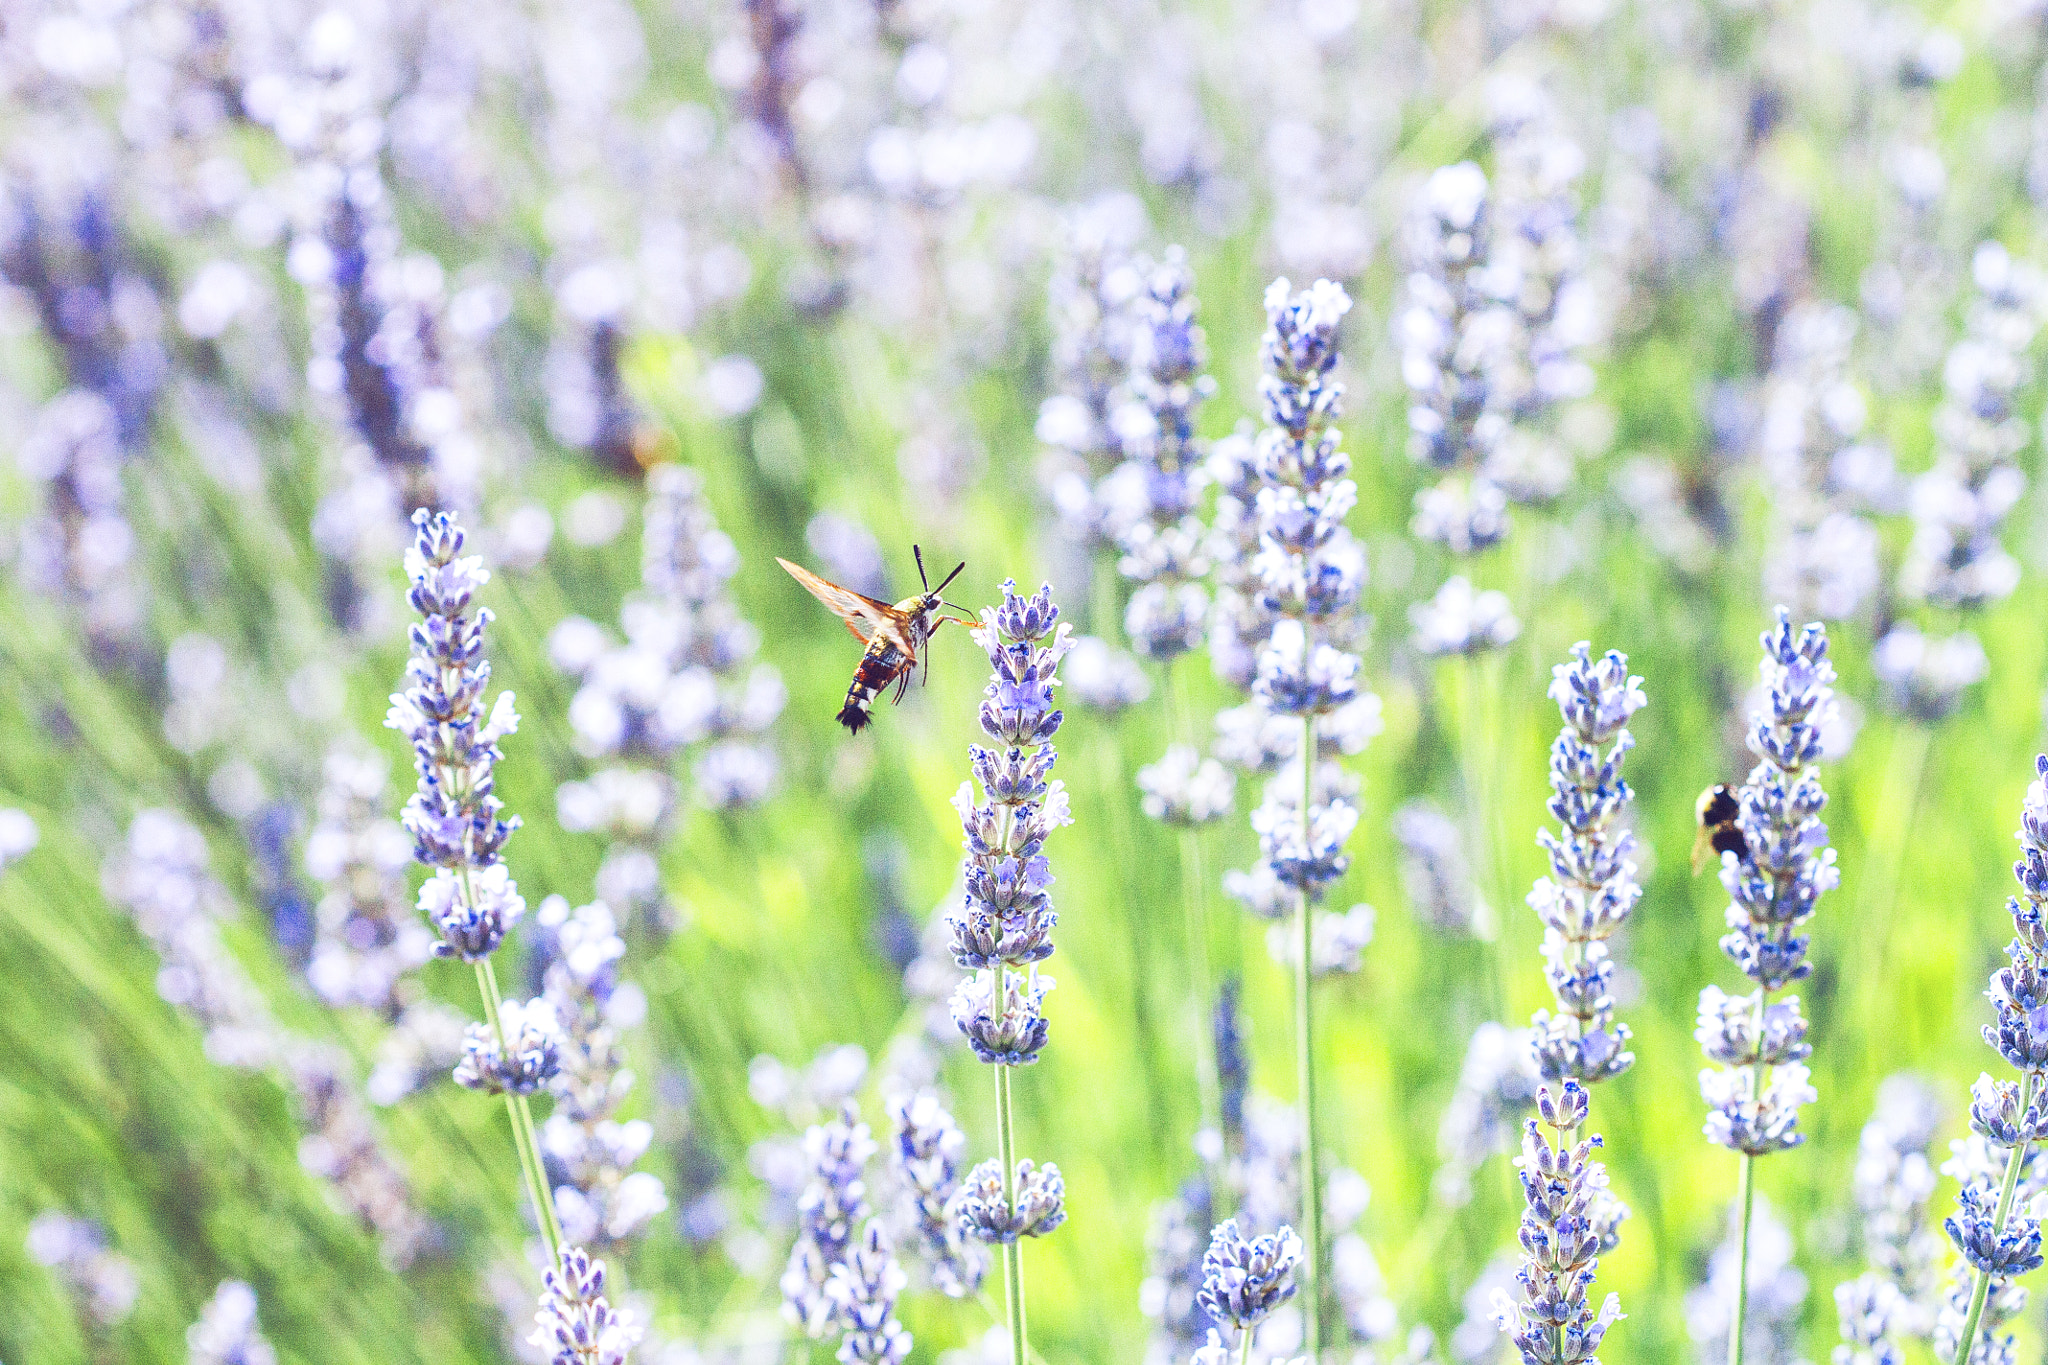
[778,558,900,645]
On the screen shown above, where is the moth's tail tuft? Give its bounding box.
[838,702,871,733]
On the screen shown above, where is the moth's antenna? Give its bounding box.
[915,544,930,592]
[935,560,966,594]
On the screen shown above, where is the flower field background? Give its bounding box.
[5,1,2048,1364]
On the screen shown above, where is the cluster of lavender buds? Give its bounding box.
[12,388,149,665]
[885,1088,988,1298]
[1932,1131,2048,1365]
[1400,162,1510,557]
[547,263,651,479]
[1395,800,1478,934]
[1898,245,2045,615]
[1110,248,1213,663]
[386,509,526,950]
[455,996,563,1096]
[1686,1197,1809,1365]
[1140,1179,1218,1365]
[1871,625,1988,727]
[1492,1081,1627,1365]
[1411,577,1521,660]
[105,810,430,1262]
[302,747,432,1016]
[532,1246,643,1365]
[551,465,781,924]
[1755,304,1882,624]
[1207,428,1272,692]
[1696,612,1836,1157]
[1527,644,1646,1089]
[1138,746,1237,828]
[1036,205,1142,553]
[187,1280,278,1365]
[537,896,669,1249]
[1846,1076,1946,1344]
[1196,1218,1303,1346]
[944,580,1072,1070]
[1238,278,1373,941]
[783,1101,879,1334]
[1936,754,2048,1365]
[829,1222,913,1365]
[26,1212,139,1332]
[1835,1276,1904,1365]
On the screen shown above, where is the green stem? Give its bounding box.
[1950,1074,2039,1365]
[1853,724,1931,1043]
[1727,982,1772,1365]
[1727,1151,1756,1365]
[475,953,566,1266]
[1167,660,1221,1150]
[1296,712,1324,1365]
[1238,1323,1256,1365]
[996,1056,1028,1365]
[1450,656,1508,1018]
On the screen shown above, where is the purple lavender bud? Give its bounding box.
[530,1245,642,1364]
[1196,1218,1302,1336]
[828,1222,912,1365]
[1835,1276,1904,1365]
[1946,1186,2044,1277]
[948,971,1052,1066]
[955,1158,1067,1242]
[454,997,562,1096]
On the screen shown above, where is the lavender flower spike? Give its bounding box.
[1492,1082,1626,1365]
[389,507,564,1263]
[1939,753,2048,1365]
[1528,644,1646,1088]
[948,579,1072,1365]
[1244,274,1370,1363]
[1698,609,1838,1365]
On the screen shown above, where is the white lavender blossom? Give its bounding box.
[1138,746,1236,826]
[1871,625,1987,726]
[187,1280,278,1365]
[26,1213,139,1331]
[1411,577,1521,658]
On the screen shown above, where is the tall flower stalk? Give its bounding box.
[1491,643,1642,1365]
[1940,753,2048,1365]
[387,509,638,1359]
[1695,609,1838,1365]
[1246,276,1365,1359]
[946,581,1074,1365]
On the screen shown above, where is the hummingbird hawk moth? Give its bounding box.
[777,545,970,733]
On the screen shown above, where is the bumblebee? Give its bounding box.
[1692,784,1747,875]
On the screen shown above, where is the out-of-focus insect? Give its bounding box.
[777,545,970,734]
[1692,783,1748,875]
